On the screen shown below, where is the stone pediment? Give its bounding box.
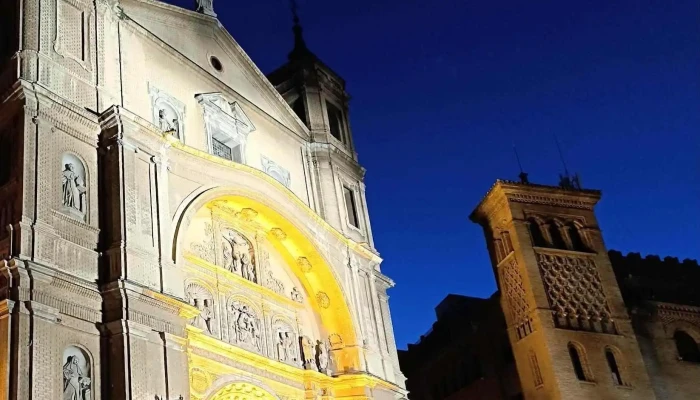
[119,0,309,138]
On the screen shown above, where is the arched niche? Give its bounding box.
[205,379,280,400]
[173,189,361,373]
[60,152,88,222]
[62,345,92,400]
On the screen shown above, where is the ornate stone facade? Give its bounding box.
[0,1,405,400]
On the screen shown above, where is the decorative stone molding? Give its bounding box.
[261,156,291,187]
[148,83,186,141]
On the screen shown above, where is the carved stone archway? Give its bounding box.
[173,188,362,372]
[206,381,279,400]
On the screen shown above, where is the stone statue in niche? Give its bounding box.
[230,302,261,351]
[241,253,257,283]
[186,284,215,334]
[300,335,317,371]
[191,298,214,333]
[157,108,179,138]
[61,160,87,219]
[62,347,91,400]
[276,330,296,363]
[316,340,330,374]
[290,287,304,303]
[222,230,256,283]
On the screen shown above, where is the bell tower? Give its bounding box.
[267,5,374,247]
[470,180,656,399]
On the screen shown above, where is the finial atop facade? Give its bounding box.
[288,0,310,60]
[513,144,529,184]
[195,0,216,17]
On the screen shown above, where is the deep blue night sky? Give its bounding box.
[166,0,699,349]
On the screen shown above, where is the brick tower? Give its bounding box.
[470,180,656,399]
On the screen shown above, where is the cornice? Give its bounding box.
[470,179,601,223]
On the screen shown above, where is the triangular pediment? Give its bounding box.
[120,0,308,137]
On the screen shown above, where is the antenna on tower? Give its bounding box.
[513,144,529,184]
[554,134,582,190]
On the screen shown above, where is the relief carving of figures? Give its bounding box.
[300,335,317,371]
[61,154,87,220]
[230,301,261,351]
[290,287,304,303]
[316,340,330,375]
[265,271,284,295]
[62,348,91,400]
[223,229,256,283]
[186,284,215,334]
[276,329,297,363]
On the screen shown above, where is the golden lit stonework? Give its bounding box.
[297,256,312,273]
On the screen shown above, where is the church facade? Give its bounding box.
[0,1,406,400]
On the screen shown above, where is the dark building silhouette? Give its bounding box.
[400,180,700,400]
[400,250,700,400]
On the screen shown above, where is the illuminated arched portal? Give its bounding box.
[207,382,278,400]
[174,190,362,385]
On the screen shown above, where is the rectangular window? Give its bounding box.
[343,186,359,228]
[212,138,232,160]
[326,101,345,143]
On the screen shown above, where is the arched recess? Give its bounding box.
[171,186,361,371]
[204,379,280,400]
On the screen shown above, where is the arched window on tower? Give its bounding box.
[605,348,625,386]
[292,97,307,125]
[674,330,700,362]
[548,221,567,249]
[568,343,592,382]
[527,218,546,247]
[568,222,588,252]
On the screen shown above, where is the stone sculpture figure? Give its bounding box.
[63,355,91,400]
[231,303,261,351]
[300,336,317,371]
[158,109,174,132]
[223,230,251,273]
[62,163,87,214]
[290,287,304,303]
[195,0,216,16]
[201,299,214,333]
[316,340,330,375]
[241,252,257,283]
[277,331,289,362]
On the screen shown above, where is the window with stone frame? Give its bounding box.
[326,100,346,143]
[343,185,359,228]
[605,347,626,386]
